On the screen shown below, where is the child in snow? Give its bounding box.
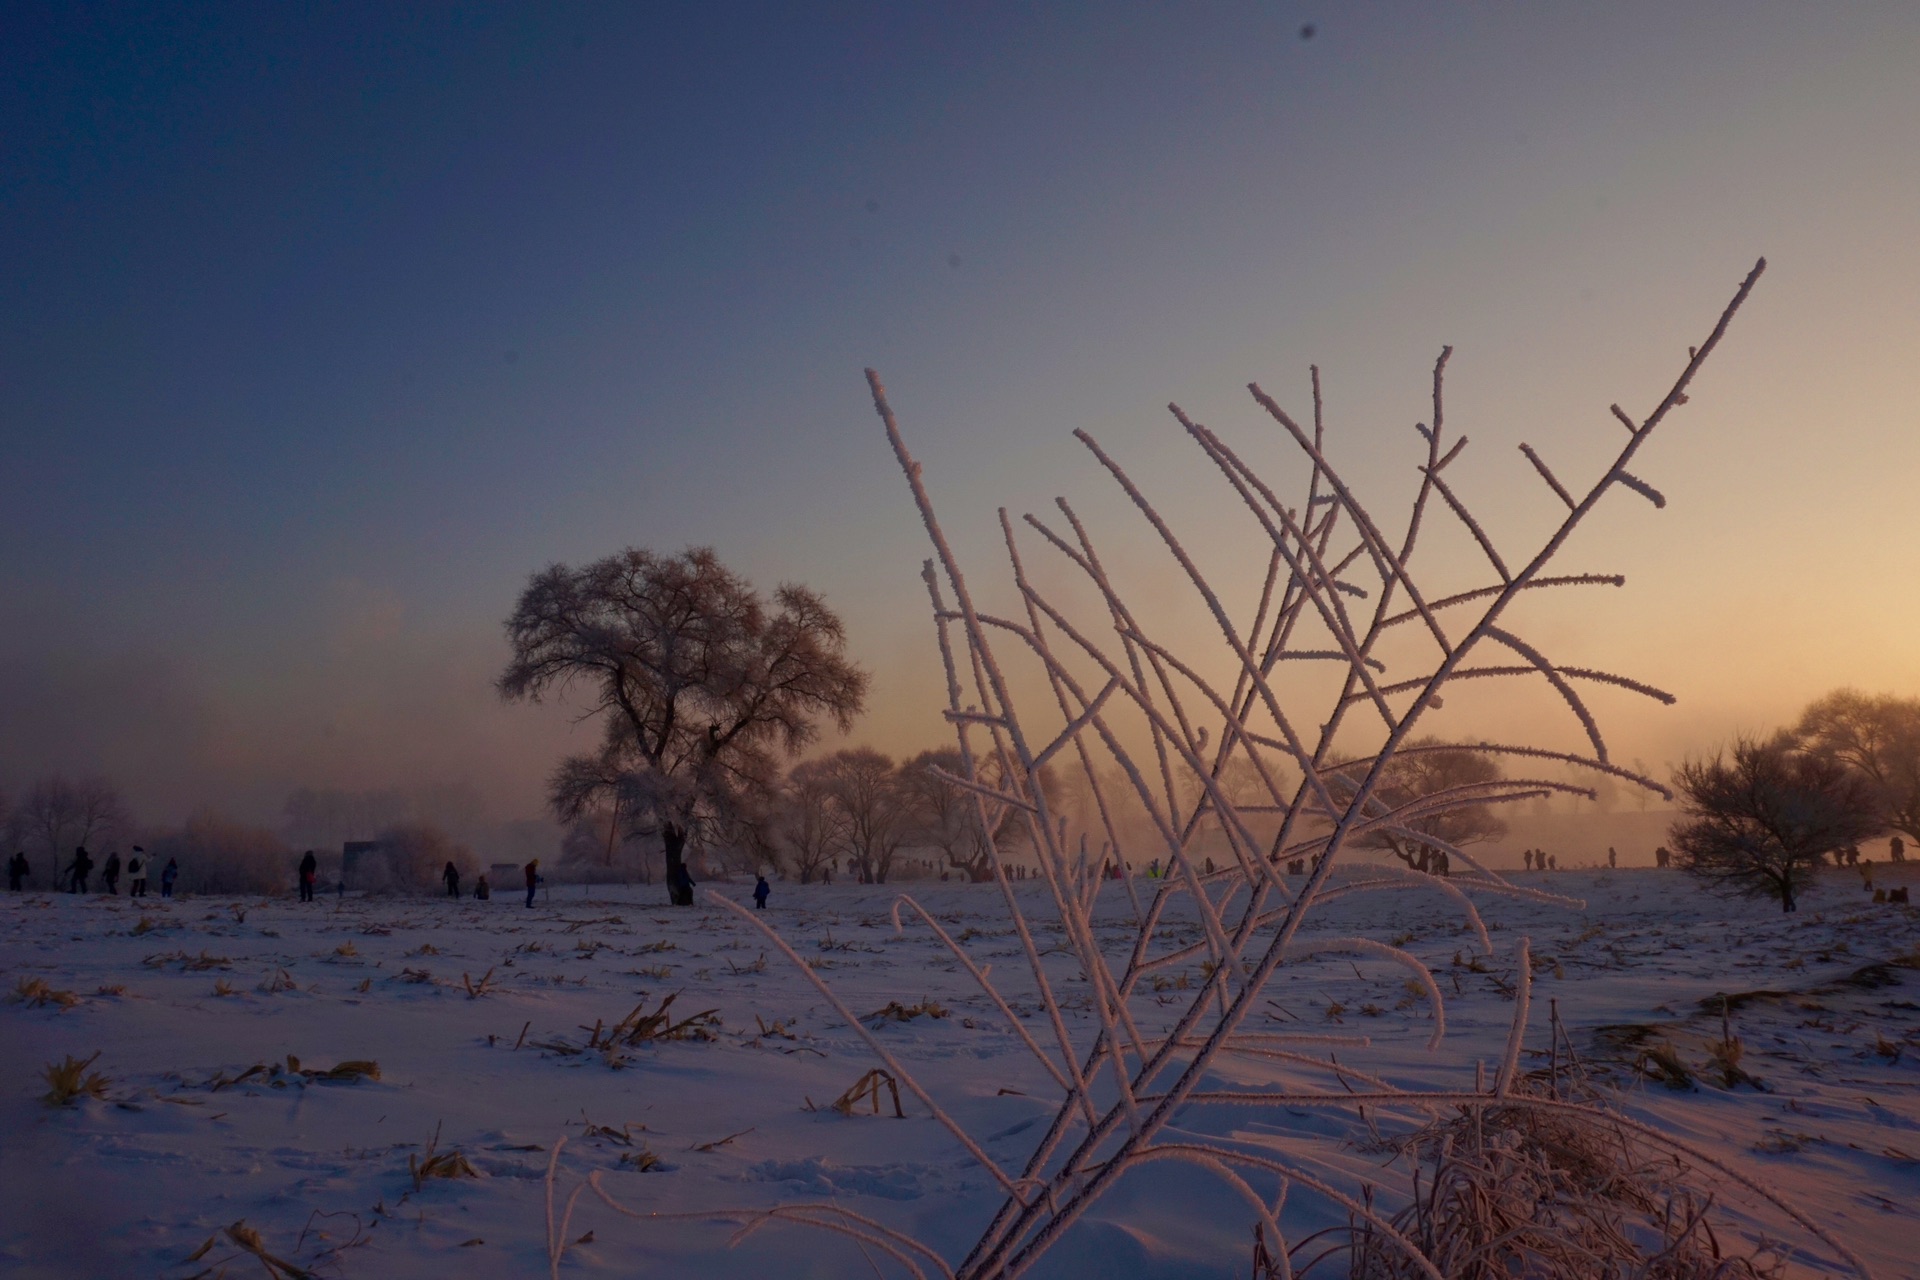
[474,875,490,901]
[524,859,540,908]
[102,850,121,894]
[753,875,770,910]
[161,857,179,897]
[67,847,93,894]
[127,848,148,897]
[298,850,318,901]
[7,852,26,892]
[442,861,461,897]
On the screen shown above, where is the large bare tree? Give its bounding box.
[1671,733,1878,913]
[1793,689,1920,848]
[499,547,867,904]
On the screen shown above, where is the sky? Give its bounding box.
[3,3,1918,844]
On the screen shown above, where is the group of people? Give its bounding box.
[4,846,178,896]
[1521,849,1558,871]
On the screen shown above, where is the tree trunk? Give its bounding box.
[663,822,692,906]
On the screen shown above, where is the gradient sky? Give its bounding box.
[4,3,1918,837]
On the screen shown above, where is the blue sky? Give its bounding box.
[4,3,1918,832]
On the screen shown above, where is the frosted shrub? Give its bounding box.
[547,259,1870,1279]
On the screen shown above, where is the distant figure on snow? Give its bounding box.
[1607,847,1618,869]
[474,875,490,901]
[7,852,27,892]
[161,857,179,898]
[524,858,540,908]
[127,847,148,897]
[1892,836,1907,864]
[1547,853,1558,871]
[101,850,121,895]
[66,846,93,894]
[1522,850,1533,871]
[1654,845,1671,869]
[671,861,697,903]
[298,850,318,902]
[753,874,770,910]
[442,861,460,898]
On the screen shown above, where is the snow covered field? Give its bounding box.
[4,868,1919,1279]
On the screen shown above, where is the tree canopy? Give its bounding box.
[1792,689,1920,847]
[1670,733,1878,912]
[499,546,867,902]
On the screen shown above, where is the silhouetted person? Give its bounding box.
[753,874,770,910]
[1655,845,1671,869]
[160,857,178,898]
[1893,836,1907,864]
[7,852,27,892]
[298,850,318,902]
[127,847,148,897]
[1547,853,1557,871]
[1522,850,1533,871]
[1607,847,1617,870]
[474,875,490,901]
[671,861,697,903]
[524,858,540,908]
[102,850,121,895]
[67,846,93,894]
[442,861,460,897]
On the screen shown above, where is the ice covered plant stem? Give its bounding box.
[559,260,1865,1278]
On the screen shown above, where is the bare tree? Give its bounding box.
[777,758,847,884]
[901,747,995,881]
[1793,689,1920,847]
[903,747,1062,881]
[499,546,868,905]
[9,775,129,869]
[820,747,911,884]
[1344,740,1515,875]
[1671,734,1878,912]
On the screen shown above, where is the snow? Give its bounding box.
[4,868,1919,1278]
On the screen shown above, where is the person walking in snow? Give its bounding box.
[524,858,540,908]
[127,848,147,897]
[753,874,770,910]
[160,856,179,898]
[442,861,460,898]
[7,852,26,892]
[66,846,93,894]
[298,849,318,902]
[1608,847,1618,870]
[1893,836,1907,864]
[101,850,121,895]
